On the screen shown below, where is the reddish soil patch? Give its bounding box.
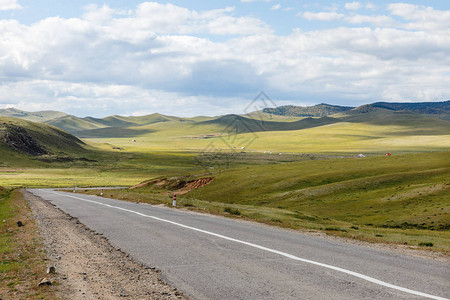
[130,177,214,195]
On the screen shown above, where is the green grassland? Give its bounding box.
[1,107,449,252]
[0,117,203,187]
[81,151,450,251]
[81,111,450,154]
[0,187,55,298]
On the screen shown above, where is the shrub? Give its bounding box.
[418,242,433,247]
[224,207,241,215]
[325,227,347,232]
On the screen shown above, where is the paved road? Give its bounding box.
[29,189,449,300]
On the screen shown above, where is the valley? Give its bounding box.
[0,101,449,251]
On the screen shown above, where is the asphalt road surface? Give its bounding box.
[29,189,449,300]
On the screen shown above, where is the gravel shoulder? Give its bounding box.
[23,190,187,300]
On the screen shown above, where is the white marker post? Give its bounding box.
[100,189,103,196]
[172,194,177,207]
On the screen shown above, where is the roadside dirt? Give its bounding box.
[22,190,187,300]
[130,177,214,195]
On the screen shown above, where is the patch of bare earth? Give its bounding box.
[130,177,214,195]
[22,190,187,300]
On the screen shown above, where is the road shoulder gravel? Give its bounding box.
[23,189,187,300]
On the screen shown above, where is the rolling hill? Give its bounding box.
[0,117,91,166]
[0,108,67,122]
[198,114,339,133]
[46,115,107,133]
[2,101,448,144]
[263,103,353,117]
[351,101,450,115]
[262,101,450,117]
[45,113,194,136]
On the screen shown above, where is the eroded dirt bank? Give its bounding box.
[23,190,187,300]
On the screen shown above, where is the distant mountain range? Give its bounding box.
[1,101,448,138]
[262,101,450,117]
[263,103,353,117]
[0,107,68,122]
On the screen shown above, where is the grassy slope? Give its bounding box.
[0,108,67,122]
[194,152,449,228]
[0,114,448,251]
[0,117,86,154]
[81,111,450,155]
[263,103,354,117]
[46,113,193,135]
[46,115,107,133]
[0,117,91,170]
[244,111,305,122]
[95,151,449,250]
[198,115,339,133]
[0,117,201,187]
[0,187,55,298]
[8,105,445,156]
[3,109,445,188]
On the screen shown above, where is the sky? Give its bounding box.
[0,0,449,117]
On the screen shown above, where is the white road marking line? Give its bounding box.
[45,190,448,300]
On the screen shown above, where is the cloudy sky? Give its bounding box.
[0,0,449,117]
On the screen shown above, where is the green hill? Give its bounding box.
[108,113,187,125]
[46,113,192,135]
[0,108,67,122]
[46,115,107,133]
[3,101,449,144]
[0,117,89,166]
[76,126,155,138]
[263,104,354,117]
[355,101,450,114]
[84,116,136,128]
[262,101,449,117]
[198,114,338,133]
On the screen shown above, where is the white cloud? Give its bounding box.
[345,14,394,27]
[0,2,449,116]
[388,3,450,31]
[345,2,362,11]
[0,80,248,117]
[271,4,281,10]
[366,3,377,10]
[299,4,450,30]
[0,0,21,10]
[80,3,271,36]
[82,4,116,22]
[301,11,344,21]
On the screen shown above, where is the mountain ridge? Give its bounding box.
[1,100,448,137]
[263,103,354,117]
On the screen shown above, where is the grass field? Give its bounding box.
[80,112,450,154]
[0,150,201,187]
[79,151,450,251]
[1,113,449,252]
[0,187,55,299]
